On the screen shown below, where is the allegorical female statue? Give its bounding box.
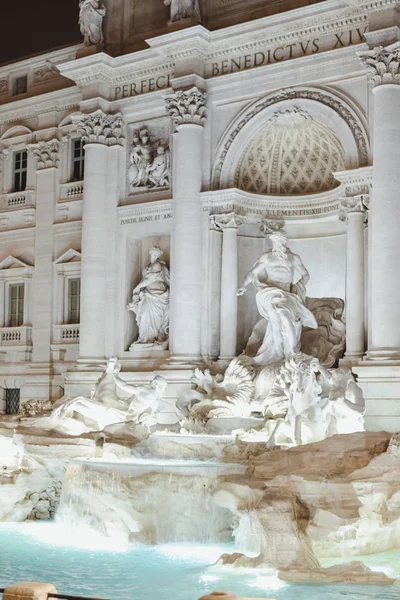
[164,0,201,22]
[79,0,106,48]
[238,230,317,365]
[127,247,170,347]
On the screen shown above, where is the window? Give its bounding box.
[9,283,24,327]
[13,150,27,192]
[13,75,27,96]
[5,389,20,415]
[67,278,80,324]
[72,139,85,181]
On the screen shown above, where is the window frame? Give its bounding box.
[8,282,25,327]
[66,277,81,324]
[71,138,85,182]
[13,149,28,193]
[12,75,28,96]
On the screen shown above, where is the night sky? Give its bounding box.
[1,1,81,65]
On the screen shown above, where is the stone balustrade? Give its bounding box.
[53,324,80,344]
[0,326,32,346]
[60,181,84,201]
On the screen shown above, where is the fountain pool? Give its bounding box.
[0,523,399,600]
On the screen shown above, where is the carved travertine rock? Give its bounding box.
[3,582,57,600]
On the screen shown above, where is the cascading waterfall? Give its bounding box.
[57,458,246,544]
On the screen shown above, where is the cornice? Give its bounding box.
[0,88,81,125]
[53,220,82,235]
[58,51,174,88]
[118,199,173,223]
[0,45,82,77]
[201,185,348,220]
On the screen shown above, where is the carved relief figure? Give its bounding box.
[238,230,317,365]
[127,247,170,347]
[164,0,201,22]
[79,0,106,48]
[128,129,170,191]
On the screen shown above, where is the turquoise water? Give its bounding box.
[0,523,399,600]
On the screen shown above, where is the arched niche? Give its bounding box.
[212,86,370,192]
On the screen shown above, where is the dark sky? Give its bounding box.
[1,1,81,65]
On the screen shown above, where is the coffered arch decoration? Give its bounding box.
[212,87,369,194]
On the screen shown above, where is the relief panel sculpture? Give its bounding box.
[128,126,170,193]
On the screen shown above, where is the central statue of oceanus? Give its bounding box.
[238,229,318,365]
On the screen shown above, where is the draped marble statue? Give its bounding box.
[164,0,201,22]
[78,0,106,48]
[127,247,170,347]
[238,230,317,365]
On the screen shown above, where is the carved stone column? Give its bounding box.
[73,110,124,364]
[339,195,369,361]
[165,88,206,363]
[212,213,245,362]
[31,140,59,364]
[359,42,400,359]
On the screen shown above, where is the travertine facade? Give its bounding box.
[0,0,399,431]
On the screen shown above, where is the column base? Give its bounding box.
[365,347,400,361]
[353,364,400,432]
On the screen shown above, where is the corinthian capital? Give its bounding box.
[358,42,400,86]
[73,110,125,146]
[339,194,369,225]
[32,139,60,170]
[165,88,207,128]
[210,212,246,231]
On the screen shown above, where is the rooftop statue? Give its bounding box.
[78,0,106,48]
[238,230,317,365]
[127,247,170,348]
[164,0,201,22]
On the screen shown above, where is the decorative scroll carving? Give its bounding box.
[32,140,60,170]
[165,89,206,128]
[211,212,246,230]
[0,80,8,95]
[164,0,201,22]
[79,0,106,48]
[358,42,400,86]
[73,110,125,146]
[339,194,369,225]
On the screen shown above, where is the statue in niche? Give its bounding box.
[238,229,317,365]
[78,0,106,48]
[164,0,201,22]
[128,129,170,192]
[127,247,170,348]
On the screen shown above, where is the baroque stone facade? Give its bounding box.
[0,0,398,436]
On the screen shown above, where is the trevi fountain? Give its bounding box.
[1,0,400,599]
[1,227,400,600]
